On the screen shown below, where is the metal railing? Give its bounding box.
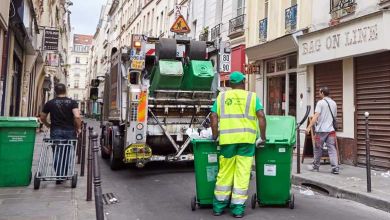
[330,0,356,18]
[210,24,221,41]
[259,18,268,42]
[285,5,297,33]
[229,14,245,35]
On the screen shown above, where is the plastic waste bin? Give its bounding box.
[181,60,214,91]
[150,60,184,92]
[0,117,38,187]
[191,139,219,211]
[251,116,296,209]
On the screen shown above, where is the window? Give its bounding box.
[237,0,245,16]
[74,93,79,100]
[74,80,79,88]
[75,57,80,64]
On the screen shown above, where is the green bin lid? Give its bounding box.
[0,117,38,128]
[265,116,296,145]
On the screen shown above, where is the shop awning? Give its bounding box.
[246,32,302,61]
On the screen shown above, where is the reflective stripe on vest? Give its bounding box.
[220,92,256,120]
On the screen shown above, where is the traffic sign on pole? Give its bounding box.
[170,15,191,34]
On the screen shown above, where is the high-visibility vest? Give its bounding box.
[216,89,258,145]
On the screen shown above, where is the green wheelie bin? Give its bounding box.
[191,139,219,211]
[251,116,296,209]
[0,117,38,187]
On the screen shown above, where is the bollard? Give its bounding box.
[77,123,83,164]
[86,126,94,201]
[296,128,301,174]
[92,132,104,220]
[365,112,371,193]
[80,122,87,176]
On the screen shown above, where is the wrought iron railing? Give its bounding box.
[211,24,221,41]
[330,0,356,18]
[229,14,245,35]
[259,18,267,42]
[285,5,297,33]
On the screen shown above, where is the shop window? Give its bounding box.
[288,54,297,69]
[266,60,275,74]
[75,57,80,64]
[276,58,287,72]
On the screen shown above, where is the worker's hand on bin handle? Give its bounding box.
[256,137,266,148]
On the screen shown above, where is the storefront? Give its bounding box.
[298,11,390,168]
[246,33,304,119]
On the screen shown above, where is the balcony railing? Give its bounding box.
[285,5,297,33]
[330,0,356,19]
[259,18,267,42]
[228,14,245,37]
[210,24,221,41]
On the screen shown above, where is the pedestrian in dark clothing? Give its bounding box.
[40,83,82,183]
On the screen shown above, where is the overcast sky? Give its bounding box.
[70,0,107,35]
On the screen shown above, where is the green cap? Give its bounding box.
[229,71,246,84]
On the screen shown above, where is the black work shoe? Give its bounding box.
[213,211,223,216]
[56,180,64,185]
[233,213,244,218]
[331,167,340,175]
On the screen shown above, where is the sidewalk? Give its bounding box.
[0,131,95,220]
[292,157,390,213]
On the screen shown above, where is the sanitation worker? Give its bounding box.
[210,71,267,218]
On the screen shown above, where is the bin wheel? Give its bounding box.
[288,194,295,209]
[33,172,41,190]
[191,196,197,211]
[251,194,257,209]
[71,172,78,188]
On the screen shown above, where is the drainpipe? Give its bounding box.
[0,31,10,116]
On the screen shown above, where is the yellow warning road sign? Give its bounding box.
[170,15,191,34]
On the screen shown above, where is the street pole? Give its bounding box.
[86,126,93,201]
[296,126,301,174]
[92,132,104,220]
[80,122,87,176]
[365,112,371,193]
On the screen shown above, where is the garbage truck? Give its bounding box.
[99,34,220,169]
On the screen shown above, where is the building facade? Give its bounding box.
[297,0,390,169]
[68,34,93,114]
[0,0,72,117]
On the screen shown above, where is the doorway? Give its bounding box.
[267,73,297,116]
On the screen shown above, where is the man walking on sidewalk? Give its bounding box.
[306,86,339,174]
[40,83,82,182]
[210,71,266,218]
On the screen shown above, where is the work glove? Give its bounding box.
[256,137,266,148]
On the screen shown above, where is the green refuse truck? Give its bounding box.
[99,35,227,169]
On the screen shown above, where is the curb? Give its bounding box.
[292,174,390,213]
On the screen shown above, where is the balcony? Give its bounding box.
[228,14,245,39]
[210,24,221,41]
[285,5,297,33]
[330,0,356,19]
[259,18,267,42]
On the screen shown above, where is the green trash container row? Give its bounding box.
[191,139,219,211]
[0,117,38,187]
[251,115,296,209]
[150,60,215,93]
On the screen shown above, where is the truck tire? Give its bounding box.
[155,38,177,61]
[109,126,124,170]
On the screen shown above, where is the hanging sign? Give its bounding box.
[43,29,59,51]
[170,15,190,34]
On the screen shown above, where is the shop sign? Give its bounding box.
[44,52,59,67]
[298,13,389,65]
[43,28,59,51]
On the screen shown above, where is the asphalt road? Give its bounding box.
[86,119,390,220]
